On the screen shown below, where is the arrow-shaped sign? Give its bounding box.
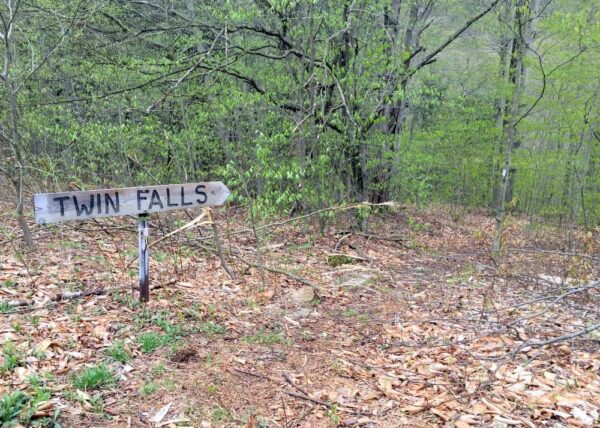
[34,182,231,224]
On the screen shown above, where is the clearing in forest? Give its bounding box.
[1,200,599,427]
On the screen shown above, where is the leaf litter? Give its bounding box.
[0,201,599,427]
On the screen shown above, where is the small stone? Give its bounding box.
[291,286,315,303]
[557,344,570,355]
[290,308,312,318]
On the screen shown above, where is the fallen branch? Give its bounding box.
[232,368,278,383]
[508,280,600,326]
[150,210,210,249]
[235,255,321,292]
[284,390,373,417]
[508,247,600,261]
[334,233,351,251]
[197,201,401,242]
[1,289,118,313]
[284,390,331,409]
[0,282,166,313]
[53,287,117,301]
[337,230,406,243]
[512,322,600,356]
[283,373,311,397]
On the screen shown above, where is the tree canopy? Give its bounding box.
[1,0,599,230]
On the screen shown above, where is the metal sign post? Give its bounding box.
[138,214,150,302]
[33,182,230,302]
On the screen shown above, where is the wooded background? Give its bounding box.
[1,0,599,244]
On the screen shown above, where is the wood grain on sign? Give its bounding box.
[34,182,230,224]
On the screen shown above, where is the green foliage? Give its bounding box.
[1,281,17,288]
[153,314,186,340]
[151,363,166,377]
[140,382,158,397]
[212,407,229,423]
[0,302,12,314]
[327,254,357,267]
[138,332,166,354]
[0,386,59,427]
[72,364,116,390]
[244,329,288,345]
[1,341,24,374]
[1,0,599,227]
[0,391,29,426]
[104,342,131,364]
[328,403,341,426]
[200,322,226,337]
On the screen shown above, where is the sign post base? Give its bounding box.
[138,214,150,302]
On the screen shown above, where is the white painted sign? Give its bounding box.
[34,182,230,224]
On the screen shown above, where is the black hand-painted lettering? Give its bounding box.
[53,196,70,216]
[149,189,164,209]
[180,187,192,206]
[166,188,178,207]
[105,192,120,213]
[73,195,94,216]
[137,190,149,210]
[195,184,208,204]
[96,194,102,213]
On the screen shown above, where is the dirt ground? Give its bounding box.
[1,198,599,427]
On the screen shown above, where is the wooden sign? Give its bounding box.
[33,182,230,224]
[33,181,230,302]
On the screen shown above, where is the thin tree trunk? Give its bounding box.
[492,0,539,264]
[3,56,34,247]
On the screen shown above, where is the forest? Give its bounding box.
[1,0,599,427]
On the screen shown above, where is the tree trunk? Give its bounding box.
[492,0,539,263]
[2,28,34,247]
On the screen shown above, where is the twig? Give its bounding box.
[337,230,406,242]
[292,405,316,428]
[285,389,374,417]
[283,390,331,408]
[207,208,236,280]
[1,286,124,312]
[232,368,278,383]
[125,153,160,184]
[283,373,310,397]
[508,280,600,326]
[508,247,600,261]
[334,233,351,251]
[0,282,166,313]
[53,287,119,301]
[125,210,210,267]
[508,322,600,360]
[196,202,401,242]
[235,255,321,292]
[214,394,240,424]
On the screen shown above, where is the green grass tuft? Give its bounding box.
[72,364,116,390]
[0,391,29,425]
[140,382,158,397]
[138,332,165,354]
[104,342,131,364]
[244,329,288,345]
[200,322,226,336]
[1,341,24,373]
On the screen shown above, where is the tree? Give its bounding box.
[0,0,81,246]
[492,0,540,263]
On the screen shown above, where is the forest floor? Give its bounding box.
[1,197,599,428]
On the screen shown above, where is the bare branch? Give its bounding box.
[411,0,502,75]
[145,28,224,113]
[15,0,84,93]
